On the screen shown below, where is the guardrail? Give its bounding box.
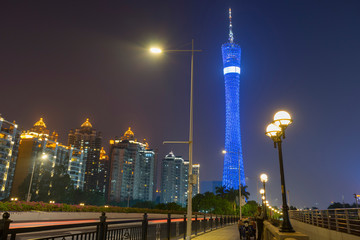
[289,208,360,236]
[0,211,238,240]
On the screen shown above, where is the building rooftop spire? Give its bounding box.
[228,8,234,43]
[34,118,47,128]
[81,118,92,128]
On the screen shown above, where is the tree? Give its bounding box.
[241,200,258,217]
[215,186,226,198]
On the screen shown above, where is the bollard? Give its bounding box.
[167,213,171,240]
[97,212,107,240]
[0,212,12,240]
[203,214,206,233]
[195,215,198,235]
[183,214,187,240]
[142,213,148,240]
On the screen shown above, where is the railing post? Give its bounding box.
[142,213,148,240]
[215,215,218,228]
[183,214,187,240]
[321,210,325,228]
[195,214,198,235]
[0,212,12,240]
[203,214,206,233]
[97,212,107,240]
[345,209,351,234]
[210,214,213,231]
[220,215,223,227]
[167,213,171,240]
[326,210,331,230]
[335,210,339,231]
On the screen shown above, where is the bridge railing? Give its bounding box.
[289,208,360,236]
[0,211,238,240]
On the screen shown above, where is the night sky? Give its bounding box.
[1,1,360,209]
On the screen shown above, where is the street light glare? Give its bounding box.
[41,154,48,160]
[222,150,227,154]
[274,110,292,127]
[260,173,268,183]
[150,47,162,54]
[260,189,265,194]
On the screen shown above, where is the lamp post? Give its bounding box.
[222,150,243,219]
[259,188,265,215]
[260,173,268,219]
[150,41,201,240]
[265,110,295,232]
[27,152,48,202]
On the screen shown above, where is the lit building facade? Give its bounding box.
[68,119,102,193]
[161,152,200,207]
[222,8,245,189]
[12,118,85,199]
[0,116,20,200]
[108,128,155,202]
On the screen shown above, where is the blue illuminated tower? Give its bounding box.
[222,8,245,189]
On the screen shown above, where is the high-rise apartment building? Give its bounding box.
[0,116,20,200]
[68,119,102,193]
[98,147,109,196]
[108,128,155,203]
[161,152,200,207]
[222,8,245,189]
[12,118,85,200]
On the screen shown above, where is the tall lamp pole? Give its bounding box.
[27,152,48,202]
[150,41,201,239]
[265,110,294,232]
[222,150,242,219]
[260,173,268,220]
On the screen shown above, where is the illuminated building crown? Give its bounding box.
[81,118,92,128]
[34,118,47,128]
[122,127,135,140]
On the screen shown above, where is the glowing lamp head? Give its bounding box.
[41,154,48,160]
[260,189,265,195]
[265,200,269,204]
[262,196,265,200]
[266,123,282,138]
[150,47,162,54]
[273,111,292,127]
[260,173,268,183]
[222,150,227,154]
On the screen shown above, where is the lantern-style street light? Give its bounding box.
[265,110,295,232]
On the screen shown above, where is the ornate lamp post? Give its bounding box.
[260,173,268,220]
[265,110,295,232]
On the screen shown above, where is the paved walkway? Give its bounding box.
[193,224,240,240]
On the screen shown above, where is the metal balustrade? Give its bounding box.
[0,212,238,240]
[289,208,360,236]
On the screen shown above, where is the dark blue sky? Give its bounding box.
[1,1,360,209]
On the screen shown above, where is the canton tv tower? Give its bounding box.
[222,8,245,189]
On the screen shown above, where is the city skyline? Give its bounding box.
[2,1,360,209]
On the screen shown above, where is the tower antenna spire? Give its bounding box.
[229,8,234,43]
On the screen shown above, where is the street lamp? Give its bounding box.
[27,153,48,202]
[260,173,268,220]
[222,150,243,219]
[265,110,295,232]
[150,40,201,240]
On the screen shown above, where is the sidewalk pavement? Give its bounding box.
[193,224,240,240]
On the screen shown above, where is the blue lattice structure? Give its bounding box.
[222,8,245,189]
